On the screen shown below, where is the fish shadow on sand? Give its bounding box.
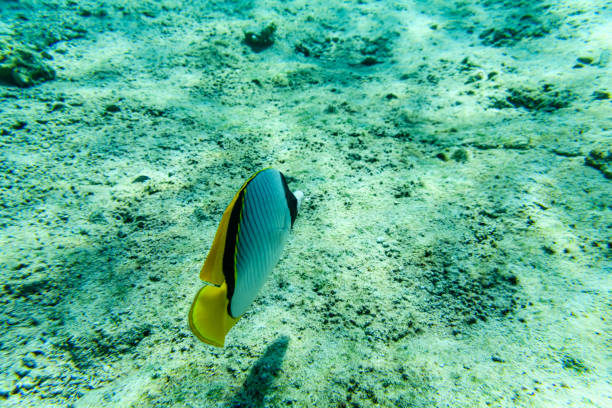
[228,335,290,408]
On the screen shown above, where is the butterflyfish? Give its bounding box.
[188,168,303,347]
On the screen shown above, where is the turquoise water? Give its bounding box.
[1,1,610,407]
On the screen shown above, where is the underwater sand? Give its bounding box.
[1,1,610,407]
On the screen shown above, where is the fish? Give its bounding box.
[188,168,303,347]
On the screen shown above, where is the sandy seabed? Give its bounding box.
[0,1,610,407]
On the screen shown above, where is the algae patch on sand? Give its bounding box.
[0,40,55,87]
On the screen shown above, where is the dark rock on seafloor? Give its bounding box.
[11,120,27,130]
[133,175,150,183]
[592,90,610,100]
[576,56,593,65]
[436,152,449,161]
[361,56,380,66]
[491,87,573,112]
[105,104,121,113]
[479,14,551,47]
[22,355,37,369]
[452,148,469,163]
[244,23,277,52]
[585,149,612,179]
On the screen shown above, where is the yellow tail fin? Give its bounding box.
[188,283,240,347]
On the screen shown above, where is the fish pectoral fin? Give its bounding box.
[188,283,239,347]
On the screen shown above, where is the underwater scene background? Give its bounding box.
[1,0,610,407]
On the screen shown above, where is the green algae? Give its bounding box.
[0,40,55,87]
